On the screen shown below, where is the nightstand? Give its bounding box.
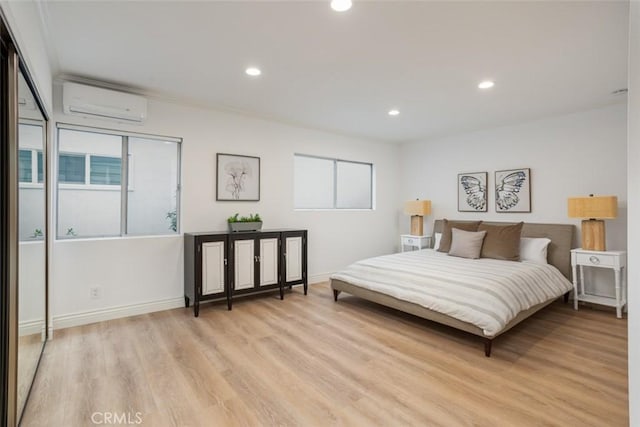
[570,249,627,318]
[400,235,431,252]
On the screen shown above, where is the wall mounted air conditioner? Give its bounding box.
[62,82,148,124]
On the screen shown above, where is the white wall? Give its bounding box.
[627,2,639,425]
[0,1,53,113]
[51,83,401,322]
[400,104,628,296]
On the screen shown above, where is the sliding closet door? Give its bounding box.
[0,17,49,425]
[16,67,47,421]
[0,36,19,427]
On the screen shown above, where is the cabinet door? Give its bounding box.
[234,239,255,290]
[259,238,279,287]
[285,236,303,282]
[202,241,225,295]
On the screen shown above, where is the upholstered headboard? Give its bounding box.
[432,220,575,280]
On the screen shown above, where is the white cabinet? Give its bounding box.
[184,233,229,317]
[259,238,279,287]
[233,239,255,290]
[285,236,303,282]
[400,234,431,252]
[282,231,307,295]
[202,241,226,295]
[233,237,280,290]
[571,249,627,318]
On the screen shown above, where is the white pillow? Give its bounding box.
[448,228,487,259]
[520,237,551,264]
[433,232,442,250]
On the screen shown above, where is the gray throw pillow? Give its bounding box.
[448,228,487,259]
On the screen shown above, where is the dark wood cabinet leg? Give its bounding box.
[563,292,570,304]
[304,282,308,295]
[227,296,232,311]
[279,284,284,300]
[184,295,190,308]
[195,302,200,317]
[484,338,492,357]
[333,289,340,302]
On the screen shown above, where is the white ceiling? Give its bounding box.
[40,1,629,143]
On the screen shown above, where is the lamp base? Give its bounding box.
[410,215,424,236]
[581,219,606,251]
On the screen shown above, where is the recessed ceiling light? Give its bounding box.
[388,109,400,116]
[245,67,261,77]
[478,80,495,89]
[331,0,352,12]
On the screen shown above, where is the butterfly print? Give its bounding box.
[460,175,486,211]
[496,171,526,210]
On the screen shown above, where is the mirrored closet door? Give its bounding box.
[16,68,47,421]
[0,19,49,424]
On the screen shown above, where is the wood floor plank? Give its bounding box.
[22,283,628,426]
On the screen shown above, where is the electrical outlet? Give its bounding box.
[90,286,102,299]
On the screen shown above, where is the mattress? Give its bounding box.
[330,249,573,336]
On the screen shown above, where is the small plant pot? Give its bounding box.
[228,221,263,232]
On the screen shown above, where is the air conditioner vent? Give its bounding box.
[63,82,147,124]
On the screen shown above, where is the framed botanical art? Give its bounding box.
[495,168,531,213]
[458,172,488,212]
[216,153,260,201]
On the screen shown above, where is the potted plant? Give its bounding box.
[227,213,263,232]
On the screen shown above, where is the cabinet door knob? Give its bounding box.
[589,256,600,264]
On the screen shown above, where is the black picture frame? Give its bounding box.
[216,153,261,201]
[458,172,488,212]
[495,168,531,213]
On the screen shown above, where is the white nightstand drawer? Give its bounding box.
[575,252,617,268]
[400,235,431,252]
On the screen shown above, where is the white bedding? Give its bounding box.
[330,249,573,336]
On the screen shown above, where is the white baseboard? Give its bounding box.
[309,272,333,284]
[52,297,185,331]
[18,319,46,337]
[51,275,334,333]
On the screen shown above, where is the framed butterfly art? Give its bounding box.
[458,172,488,212]
[495,168,531,213]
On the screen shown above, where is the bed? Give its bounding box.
[330,220,575,356]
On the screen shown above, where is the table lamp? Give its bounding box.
[567,195,617,251]
[404,199,431,236]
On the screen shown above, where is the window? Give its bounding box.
[37,151,44,183]
[58,153,85,184]
[18,150,44,184]
[19,150,33,182]
[56,125,181,238]
[90,155,121,185]
[294,154,373,209]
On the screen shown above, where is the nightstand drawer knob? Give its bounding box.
[589,256,600,265]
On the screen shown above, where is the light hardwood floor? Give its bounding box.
[21,283,628,426]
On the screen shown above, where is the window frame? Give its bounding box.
[55,123,182,240]
[293,153,374,211]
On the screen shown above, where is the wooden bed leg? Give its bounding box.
[333,289,340,302]
[563,292,570,304]
[484,339,492,357]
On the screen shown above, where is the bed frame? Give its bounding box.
[331,220,575,357]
